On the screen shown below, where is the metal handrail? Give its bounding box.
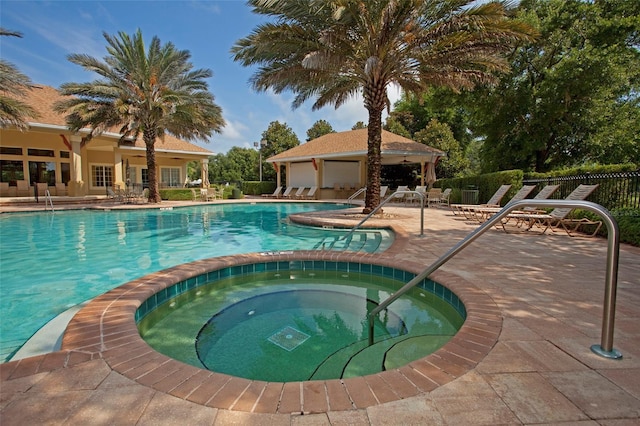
[347,187,367,204]
[367,199,622,360]
[44,189,54,213]
[339,190,425,245]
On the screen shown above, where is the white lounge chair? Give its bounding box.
[466,185,536,221]
[451,184,512,216]
[501,184,602,236]
[392,185,409,203]
[263,186,282,198]
[303,186,318,199]
[281,187,295,198]
[293,187,306,199]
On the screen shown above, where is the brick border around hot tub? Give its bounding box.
[60,250,501,414]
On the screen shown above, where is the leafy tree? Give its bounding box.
[383,117,411,138]
[55,30,225,202]
[209,147,259,183]
[388,88,474,151]
[474,0,640,172]
[0,28,38,129]
[232,0,534,213]
[351,121,367,130]
[187,160,201,181]
[414,119,468,178]
[306,119,335,141]
[260,121,300,181]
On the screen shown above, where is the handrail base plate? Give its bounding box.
[591,344,622,359]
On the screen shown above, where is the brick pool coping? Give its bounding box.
[53,248,500,414]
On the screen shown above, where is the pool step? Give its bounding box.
[309,334,453,380]
[313,232,382,252]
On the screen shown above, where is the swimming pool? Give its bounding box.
[0,203,393,362]
[138,267,464,382]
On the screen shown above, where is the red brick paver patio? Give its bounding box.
[1,200,639,424]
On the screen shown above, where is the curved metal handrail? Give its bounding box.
[367,199,622,360]
[347,187,367,204]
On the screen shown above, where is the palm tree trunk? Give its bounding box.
[143,128,161,203]
[363,83,386,214]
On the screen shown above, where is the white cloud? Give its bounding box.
[220,119,248,141]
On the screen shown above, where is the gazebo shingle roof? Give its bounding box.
[267,128,444,162]
[16,85,213,155]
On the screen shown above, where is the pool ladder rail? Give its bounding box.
[363,199,622,360]
[342,190,426,242]
[44,189,54,213]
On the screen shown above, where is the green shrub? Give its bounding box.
[159,188,194,201]
[242,181,276,196]
[524,163,637,180]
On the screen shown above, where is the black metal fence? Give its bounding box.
[523,170,640,211]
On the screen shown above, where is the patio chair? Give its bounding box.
[303,186,318,199]
[425,187,442,207]
[451,184,512,216]
[380,185,389,199]
[438,188,452,207]
[107,187,124,202]
[16,180,30,197]
[392,185,409,203]
[466,185,536,221]
[407,185,427,205]
[55,182,67,196]
[0,182,9,197]
[293,187,306,199]
[281,187,295,198]
[501,184,602,236]
[262,186,282,198]
[134,188,149,204]
[36,182,49,196]
[201,188,216,201]
[493,184,561,226]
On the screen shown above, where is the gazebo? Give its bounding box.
[266,128,445,199]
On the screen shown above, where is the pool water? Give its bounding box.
[0,203,392,361]
[139,270,464,382]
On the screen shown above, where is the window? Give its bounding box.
[91,165,113,188]
[161,167,181,188]
[60,163,71,184]
[141,168,149,188]
[60,151,70,159]
[0,160,25,184]
[27,149,55,157]
[29,161,56,185]
[0,147,23,156]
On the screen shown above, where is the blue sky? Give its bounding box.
[1,0,400,154]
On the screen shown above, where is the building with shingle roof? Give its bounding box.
[0,85,214,198]
[267,128,445,199]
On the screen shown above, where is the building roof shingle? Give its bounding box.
[268,128,444,162]
[12,85,213,155]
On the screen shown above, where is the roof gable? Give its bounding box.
[10,85,213,155]
[268,128,444,162]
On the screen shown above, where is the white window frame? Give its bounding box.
[160,167,181,188]
[90,164,114,189]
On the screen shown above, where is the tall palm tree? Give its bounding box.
[0,28,39,129]
[55,30,225,203]
[232,0,535,212]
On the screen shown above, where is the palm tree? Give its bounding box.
[55,30,225,203]
[0,28,39,129]
[232,0,535,213]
